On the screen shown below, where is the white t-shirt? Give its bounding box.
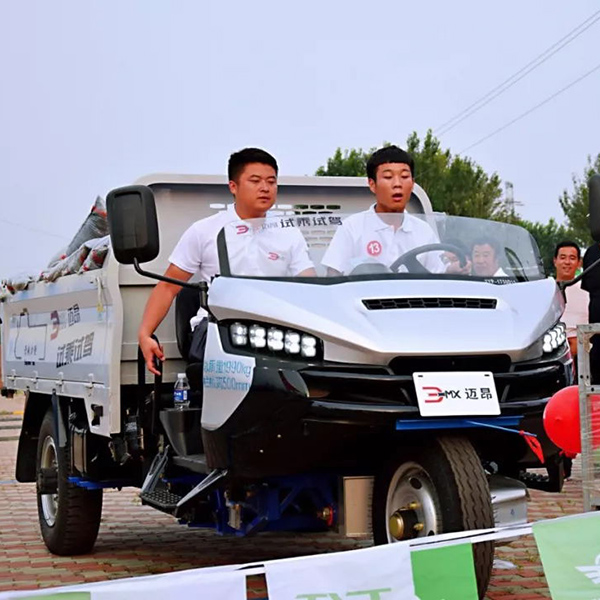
[169,204,313,326]
[223,220,314,277]
[321,207,444,275]
[169,204,239,282]
[562,280,589,338]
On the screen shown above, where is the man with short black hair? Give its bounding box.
[322,146,448,275]
[555,240,588,357]
[471,238,507,277]
[227,147,278,184]
[138,147,314,374]
[365,145,415,184]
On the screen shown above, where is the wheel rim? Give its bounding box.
[384,461,441,542]
[39,435,58,527]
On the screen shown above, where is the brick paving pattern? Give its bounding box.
[0,398,585,599]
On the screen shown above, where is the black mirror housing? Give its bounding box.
[106,185,159,265]
[589,174,600,243]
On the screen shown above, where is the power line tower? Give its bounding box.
[504,181,523,219]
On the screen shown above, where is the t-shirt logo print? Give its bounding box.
[268,252,280,261]
[366,240,382,256]
[236,225,249,235]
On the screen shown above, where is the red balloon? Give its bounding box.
[543,385,600,455]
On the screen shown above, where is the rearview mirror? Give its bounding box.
[589,174,600,243]
[106,185,159,264]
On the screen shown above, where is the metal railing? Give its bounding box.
[577,323,600,511]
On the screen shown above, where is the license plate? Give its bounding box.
[413,371,500,417]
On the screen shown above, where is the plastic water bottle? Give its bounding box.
[173,372,190,410]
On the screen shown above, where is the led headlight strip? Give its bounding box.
[229,322,319,358]
[542,322,566,354]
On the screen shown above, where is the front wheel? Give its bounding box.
[372,436,494,599]
[36,408,103,554]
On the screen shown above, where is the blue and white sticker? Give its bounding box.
[201,323,255,430]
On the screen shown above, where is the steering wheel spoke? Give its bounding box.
[389,243,468,274]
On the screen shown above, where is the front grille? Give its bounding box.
[389,354,512,376]
[300,356,568,409]
[363,297,497,310]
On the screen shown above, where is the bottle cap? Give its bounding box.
[177,373,186,379]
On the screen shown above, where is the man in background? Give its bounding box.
[471,238,507,277]
[554,241,588,358]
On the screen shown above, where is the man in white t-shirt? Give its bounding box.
[138,148,314,374]
[554,240,588,357]
[321,146,449,276]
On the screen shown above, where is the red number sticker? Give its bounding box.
[366,240,382,256]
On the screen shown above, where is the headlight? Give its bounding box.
[284,331,301,354]
[301,335,317,358]
[228,321,321,360]
[542,323,566,354]
[249,325,267,348]
[230,322,248,346]
[268,328,284,351]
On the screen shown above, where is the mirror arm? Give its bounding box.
[133,259,209,308]
[558,256,600,290]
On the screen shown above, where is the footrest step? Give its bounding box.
[140,488,182,511]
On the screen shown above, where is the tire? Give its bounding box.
[372,435,494,599]
[36,408,103,555]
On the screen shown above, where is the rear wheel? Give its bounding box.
[36,408,103,554]
[372,436,494,599]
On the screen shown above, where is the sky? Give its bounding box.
[1,0,599,277]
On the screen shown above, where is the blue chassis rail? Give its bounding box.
[68,473,337,537]
[396,416,522,431]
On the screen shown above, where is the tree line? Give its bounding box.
[315,130,600,273]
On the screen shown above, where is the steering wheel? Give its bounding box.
[389,242,469,274]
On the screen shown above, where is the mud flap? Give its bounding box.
[51,392,68,449]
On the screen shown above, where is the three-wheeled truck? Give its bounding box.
[4,173,594,598]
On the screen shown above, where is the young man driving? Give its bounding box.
[321,146,448,276]
[138,147,314,375]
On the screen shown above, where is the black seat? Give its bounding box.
[175,288,205,394]
[175,287,201,360]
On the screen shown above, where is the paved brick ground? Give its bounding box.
[0,402,585,599]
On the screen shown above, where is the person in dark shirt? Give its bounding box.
[581,242,600,381]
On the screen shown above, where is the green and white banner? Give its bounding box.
[3,513,600,600]
[1,569,247,600]
[265,541,416,599]
[20,596,90,600]
[534,512,600,599]
[411,543,478,600]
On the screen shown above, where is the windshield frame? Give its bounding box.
[215,211,546,284]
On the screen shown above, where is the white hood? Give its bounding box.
[208,276,564,365]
